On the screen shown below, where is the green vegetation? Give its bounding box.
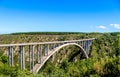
[11,32,85,35]
[0,32,120,77]
[38,56,120,77]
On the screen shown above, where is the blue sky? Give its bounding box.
[0,0,120,34]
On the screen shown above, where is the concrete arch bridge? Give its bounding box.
[0,38,95,73]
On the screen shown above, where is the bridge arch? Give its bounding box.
[34,43,88,73]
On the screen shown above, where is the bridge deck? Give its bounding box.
[0,38,95,47]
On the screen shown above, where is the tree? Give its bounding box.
[1,55,8,64]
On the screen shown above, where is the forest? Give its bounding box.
[0,32,120,77]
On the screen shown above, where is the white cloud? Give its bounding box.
[96,25,106,29]
[110,24,120,29]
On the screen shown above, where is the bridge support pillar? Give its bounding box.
[29,45,31,70]
[83,41,85,49]
[50,44,53,50]
[84,40,92,55]
[11,47,14,66]
[8,47,11,66]
[48,44,49,52]
[79,41,82,46]
[40,45,42,64]
[36,45,39,63]
[8,46,14,66]
[32,45,34,72]
[44,44,48,56]
[84,41,87,52]
[87,40,91,55]
[81,41,83,47]
[20,46,25,70]
[49,44,51,51]
[86,41,88,54]
[53,43,56,49]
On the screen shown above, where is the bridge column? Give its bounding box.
[8,47,11,66]
[56,43,58,47]
[81,41,83,47]
[50,44,53,51]
[82,41,87,58]
[76,41,79,44]
[55,43,58,48]
[87,40,92,55]
[53,43,55,48]
[20,46,25,70]
[44,44,48,56]
[86,41,88,54]
[8,46,14,66]
[28,45,31,71]
[51,44,55,62]
[50,44,53,50]
[78,41,81,45]
[52,44,54,50]
[84,41,87,51]
[36,45,39,63]
[87,40,92,54]
[82,41,84,48]
[54,43,57,48]
[76,42,79,44]
[57,43,59,47]
[48,44,49,52]
[32,45,34,72]
[80,41,82,46]
[40,45,42,64]
[46,44,48,56]
[44,44,47,56]
[11,46,14,66]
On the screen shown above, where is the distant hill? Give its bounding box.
[11,32,85,35]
